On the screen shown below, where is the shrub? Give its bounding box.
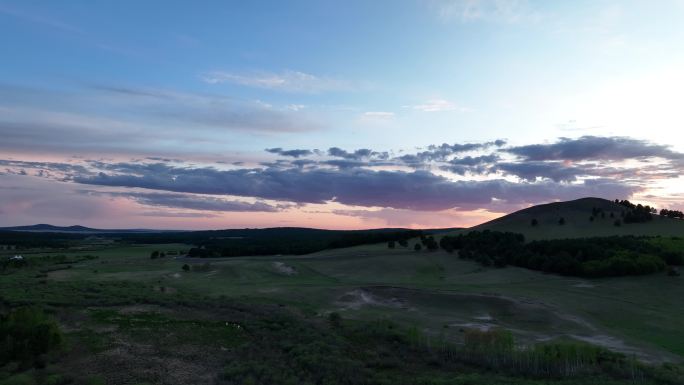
[182,264,190,272]
[328,312,342,328]
[0,307,63,368]
[423,236,439,251]
[464,329,513,354]
[387,241,395,249]
[414,244,422,251]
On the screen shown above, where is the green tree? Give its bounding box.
[0,307,63,368]
[328,312,342,328]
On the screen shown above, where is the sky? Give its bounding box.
[1,0,684,230]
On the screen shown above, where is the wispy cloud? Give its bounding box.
[432,0,542,24]
[201,70,353,93]
[0,84,322,155]
[407,99,469,112]
[0,4,83,34]
[362,111,395,119]
[85,191,290,212]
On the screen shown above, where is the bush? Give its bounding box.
[464,329,514,354]
[182,264,190,272]
[423,236,438,251]
[387,241,395,249]
[0,307,63,368]
[328,312,342,328]
[414,244,422,251]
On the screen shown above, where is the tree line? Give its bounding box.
[184,228,424,257]
[439,231,683,277]
[660,208,684,219]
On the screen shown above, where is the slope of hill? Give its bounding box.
[471,197,684,240]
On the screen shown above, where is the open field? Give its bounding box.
[4,242,682,364]
[2,199,683,383]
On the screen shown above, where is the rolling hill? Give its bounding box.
[471,197,684,240]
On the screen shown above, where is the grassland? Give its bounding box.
[2,199,683,384]
[4,242,682,361]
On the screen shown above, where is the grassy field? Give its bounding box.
[2,200,683,383]
[5,241,682,363]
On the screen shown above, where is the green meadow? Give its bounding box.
[2,199,683,384]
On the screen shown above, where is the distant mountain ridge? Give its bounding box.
[0,224,181,234]
[0,224,461,235]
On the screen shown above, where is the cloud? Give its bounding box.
[287,104,306,111]
[0,4,83,34]
[72,162,640,211]
[328,147,375,160]
[0,159,90,177]
[433,0,541,24]
[442,154,500,175]
[137,211,218,218]
[398,141,506,167]
[333,207,470,228]
[265,148,314,158]
[0,85,321,155]
[201,70,352,93]
[494,161,584,182]
[92,85,320,133]
[362,111,395,119]
[323,159,367,169]
[3,134,675,219]
[505,136,682,161]
[0,174,117,225]
[86,191,288,212]
[408,99,469,112]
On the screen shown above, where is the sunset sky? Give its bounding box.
[1,0,684,229]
